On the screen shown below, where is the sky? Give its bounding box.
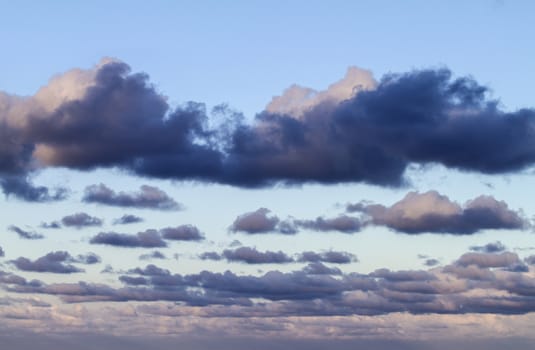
[1,1,535,349]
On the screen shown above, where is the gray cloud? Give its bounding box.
[161,225,204,241]
[40,221,61,229]
[349,191,526,234]
[83,183,181,211]
[3,61,535,189]
[61,212,103,228]
[8,225,44,240]
[90,230,167,248]
[139,251,167,260]
[298,251,357,264]
[0,246,4,257]
[296,215,362,233]
[456,252,521,268]
[10,251,86,274]
[0,176,67,202]
[113,214,144,225]
[230,208,286,234]
[470,241,507,253]
[222,247,294,264]
[302,262,342,275]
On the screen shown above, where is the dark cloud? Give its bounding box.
[296,215,362,233]
[76,253,101,265]
[0,175,67,202]
[139,251,167,260]
[221,247,294,264]
[302,262,342,275]
[61,212,103,228]
[298,251,357,264]
[349,191,526,234]
[10,251,85,274]
[0,246,4,257]
[8,225,44,240]
[3,61,535,188]
[113,214,144,225]
[83,183,181,211]
[89,230,167,248]
[470,241,506,253]
[161,225,204,241]
[230,208,285,234]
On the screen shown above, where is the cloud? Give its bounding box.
[10,251,86,274]
[75,253,101,265]
[0,246,4,257]
[139,251,167,260]
[0,176,67,202]
[199,251,223,261]
[113,214,144,225]
[302,262,342,275]
[230,208,287,234]
[61,212,103,228]
[82,183,181,211]
[39,221,61,229]
[424,258,440,267]
[221,247,294,264]
[89,230,167,248]
[349,191,526,234]
[161,225,204,241]
[8,225,44,240]
[455,252,521,268]
[298,251,358,264]
[470,241,507,253]
[3,60,535,189]
[296,215,362,233]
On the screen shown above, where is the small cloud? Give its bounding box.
[8,225,44,240]
[90,230,167,248]
[61,212,103,228]
[83,183,181,211]
[113,214,144,225]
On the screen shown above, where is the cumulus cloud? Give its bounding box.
[230,208,293,234]
[298,251,358,264]
[349,191,526,234]
[10,251,90,273]
[161,225,204,241]
[83,184,181,211]
[3,60,535,189]
[61,212,103,228]
[90,230,167,248]
[113,214,144,225]
[221,247,294,264]
[296,215,362,233]
[8,225,44,240]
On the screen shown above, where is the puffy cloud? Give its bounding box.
[89,230,167,248]
[349,191,526,234]
[83,184,181,211]
[298,251,358,264]
[455,252,522,268]
[161,225,204,241]
[230,208,285,234]
[3,60,535,190]
[296,215,362,233]
[8,225,44,240]
[266,66,377,118]
[113,214,144,225]
[61,212,103,228]
[221,247,294,264]
[10,251,88,274]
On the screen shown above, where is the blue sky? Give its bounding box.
[1,1,535,349]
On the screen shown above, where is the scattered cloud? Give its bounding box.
[10,251,90,273]
[139,251,167,260]
[230,208,296,234]
[0,176,68,202]
[89,230,167,248]
[348,191,526,234]
[298,251,358,264]
[296,215,361,233]
[83,183,181,211]
[470,241,507,253]
[8,225,44,240]
[113,214,144,225]
[61,212,103,228]
[161,225,204,241]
